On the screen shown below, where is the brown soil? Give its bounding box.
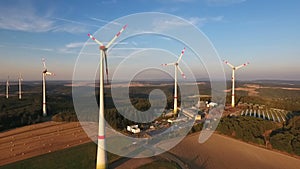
[1,122,300,169]
[166,132,300,169]
[0,122,92,166]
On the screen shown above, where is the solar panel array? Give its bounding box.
[239,103,291,123]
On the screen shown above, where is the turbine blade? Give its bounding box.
[223,60,234,68]
[19,73,23,81]
[176,47,186,63]
[161,63,175,66]
[88,33,104,46]
[45,72,54,76]
[106,24,127,48]
[42,58,47,69]
[104,51,109,84]
[177,66,186,79]
[236,62,250,70]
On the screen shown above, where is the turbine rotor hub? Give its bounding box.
[100,46,107,50]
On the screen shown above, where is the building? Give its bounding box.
[127,125,141,134]
[206,101,218,108]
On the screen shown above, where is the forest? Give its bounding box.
[0,82,76,131]
[217,114,300,156]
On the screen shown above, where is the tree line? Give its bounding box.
[217,114,300,156]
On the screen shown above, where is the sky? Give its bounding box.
[0,0,299,81]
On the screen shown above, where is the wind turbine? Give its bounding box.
[6,76,9,99]
[224,60,249,107]
[18,73,23,99]
[162,48,186,115]
[88,24,127,169]
[42,58,54,116]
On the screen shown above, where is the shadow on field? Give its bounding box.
[109,157,131,169]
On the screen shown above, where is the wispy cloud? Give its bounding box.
[152,15,224,31]
[160,36,173,41]
[19,46,53,52]
[57,42,93,54]
[54,17,101,28]
[65,42,96,49]
[0,5,54,32]
[58,40,128,54]
[188,16,224,26]
[152,18,189,32]
[131,41,138,46]
[0,4,98,34]
[1,43,53,51]
[58,47,77,54]
[52,24,89,34]
[89,17,122,26]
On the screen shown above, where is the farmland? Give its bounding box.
[0,80,300,168]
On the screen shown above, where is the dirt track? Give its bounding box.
[0,122,92,166]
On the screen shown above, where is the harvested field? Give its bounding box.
[0,122,92,166]
[166,132,300,169]
[1,122,300,169]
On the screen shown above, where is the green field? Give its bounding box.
[0,142,119,169]
[0,141,180,169]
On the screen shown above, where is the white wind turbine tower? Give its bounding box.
[162,48,186,115]
[6,76,9,99]
[42,58,54,116]
[88,24,127,169]
[18,73,23,99]
[224,60,249,107]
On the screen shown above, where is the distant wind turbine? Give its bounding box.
[224,60,249,107]
[42,58,54,116]
[162,48,186,115]
[6,76,9,99]
[88,24,127,169]
[18,73,23,99]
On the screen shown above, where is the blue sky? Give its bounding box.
[0,0,299,81]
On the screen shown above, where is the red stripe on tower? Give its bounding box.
[98,135,105,140]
